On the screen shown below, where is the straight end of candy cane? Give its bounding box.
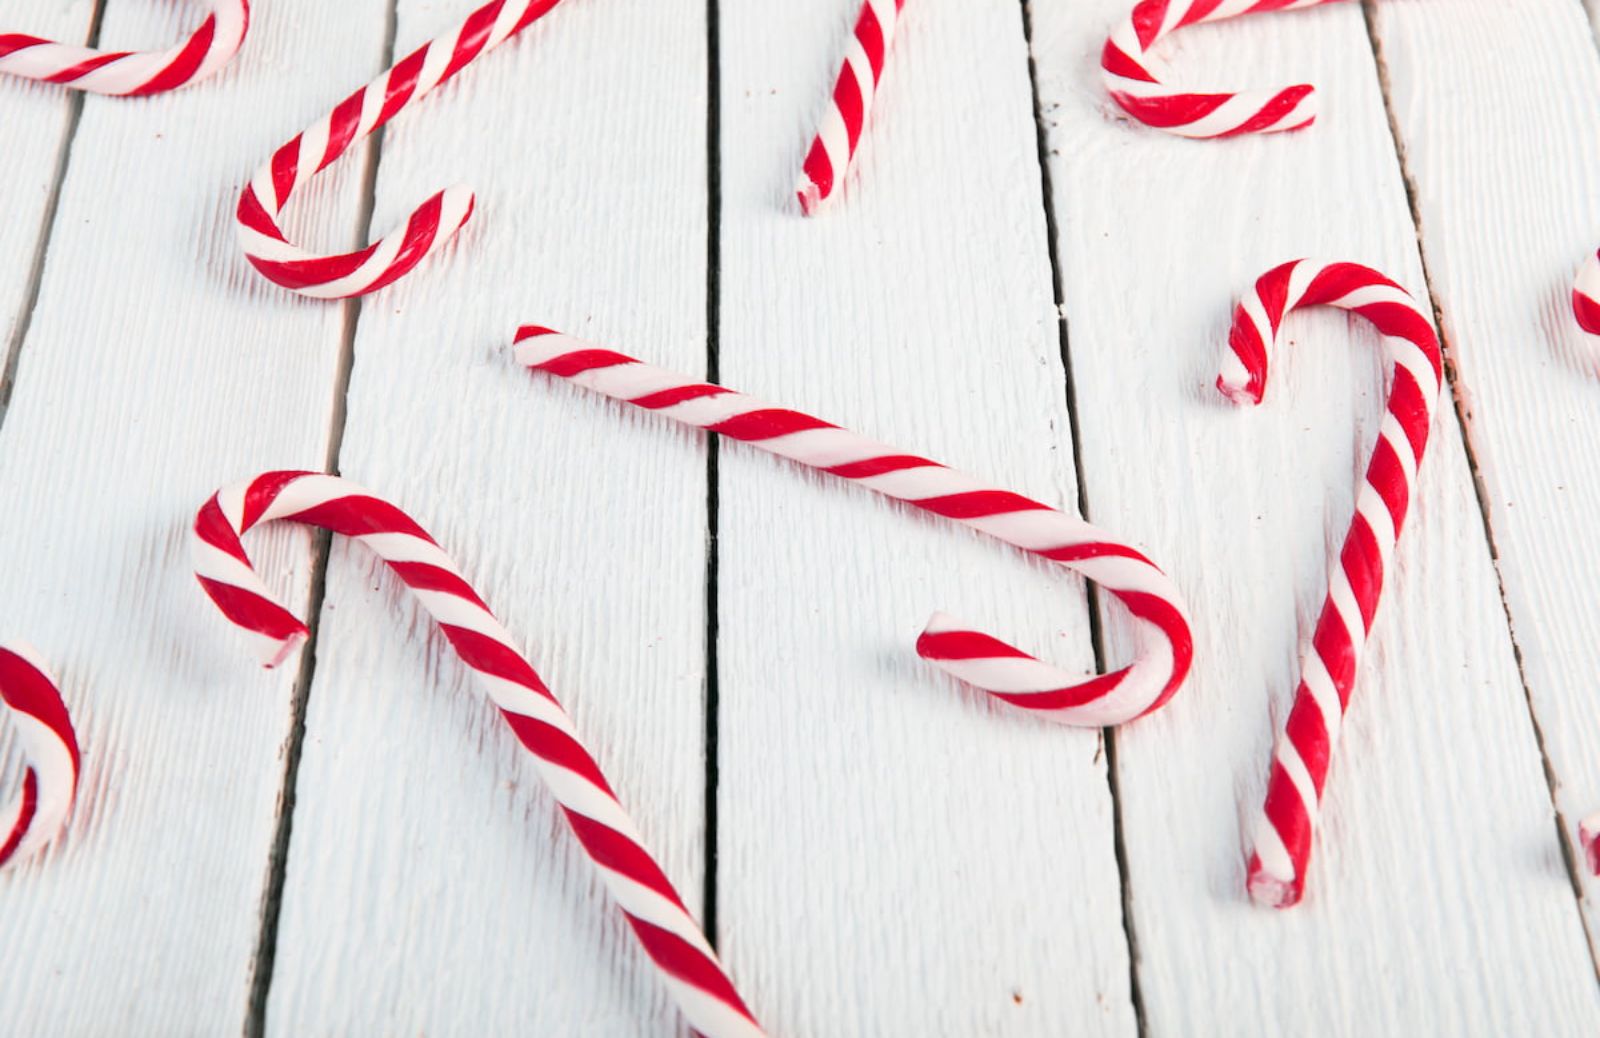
[1245,851,1303,909]
[796,177,824,217]
[1215,371,1262,407]
[1572,253,1600,335]
[1579,814,1600,876]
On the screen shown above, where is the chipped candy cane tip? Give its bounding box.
[0,1,249,97]
[1101,0,1338,139]
[0,642,81,869]
[236,0,563,299]
[1221,259,1442,907]
[795,0,907,216]
[191,471,763,1038]
[514,326,1194,727]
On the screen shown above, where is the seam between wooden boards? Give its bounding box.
[1016,1,1145,1032]
[0,1,106,429]
[241,1,400,1030]
[1358,0,1600,982]
[703,0,724,947]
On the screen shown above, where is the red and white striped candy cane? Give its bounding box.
[514,327,1194,726]
[795,0,907,216]
[191,472,762,1038]
[1571,252,1600,336]
[236,0,565,299]
[1,2,248,96]
[1,643,80,869]
[1102,0,1340,138]
[1579,814,1600,876]
[1220,259,1442,907]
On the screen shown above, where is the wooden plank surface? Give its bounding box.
[1372,0,1600,959]
[713,1,1135,1033]
[1030,0,1600,1032]
[0,2,388,1031]
[259,1,715,1033]
[4,0,1600,1033]
[0,1,90,360]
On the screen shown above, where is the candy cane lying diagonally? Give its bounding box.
[1102,0,1341,138]
[514,327,1195,727]
[1,2,249,96]
[796,0,906,216]
[1,643,81,869]
[236,0,566,299]
[1220,259,1442,907]
[191,472,762,1038]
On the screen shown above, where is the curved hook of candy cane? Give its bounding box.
[513,326,1195,727]
[235,0,564,299]
[0,1,249,97]
[1,643,81,869]
[795,0,907,216]
[1219,259,1442,907]
[190,471,764,1038]
[1101,0,1340,139]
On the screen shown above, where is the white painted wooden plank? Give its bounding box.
[260,2,713,1033]
[0,1,92,352]
[0,2,389,1032]
[1030,1,1600,1032]
[715,1,1134,1033]
[1374,0,1600,962]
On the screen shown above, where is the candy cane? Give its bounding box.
[795,0,906,216]
[1580,814,1600,876]
[1102,0,1340,138]
[236,0,565,299]
[514,327,1194,726]
[1,643,80,869]
[191,472,761,1038]
[1,2,248,96]
[1219,259,1442,907]
[1571,252,1600,336]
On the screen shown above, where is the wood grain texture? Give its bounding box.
[1030,0,1600,1032]
[715,1,1135,1033]
[0,0,90,358]
[0,1,388,1031]
[1373,0,1600,963]
[259,1,714,1033]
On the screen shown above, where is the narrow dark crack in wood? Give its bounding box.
[1359,0,1600,985]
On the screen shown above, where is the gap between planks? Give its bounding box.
[1015,0,1147,1033]
[0,0,106,428]
[1357,0,1600,983]
[702,0,725,948]
[241,2,401,1032]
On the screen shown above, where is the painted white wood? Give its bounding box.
[1030,0,1600,1032]
[260,2,714,1034]
[715,1,1135,1033]
[0,0,389,1031]
[1373,0,1600,961]
[0,1,92,351]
